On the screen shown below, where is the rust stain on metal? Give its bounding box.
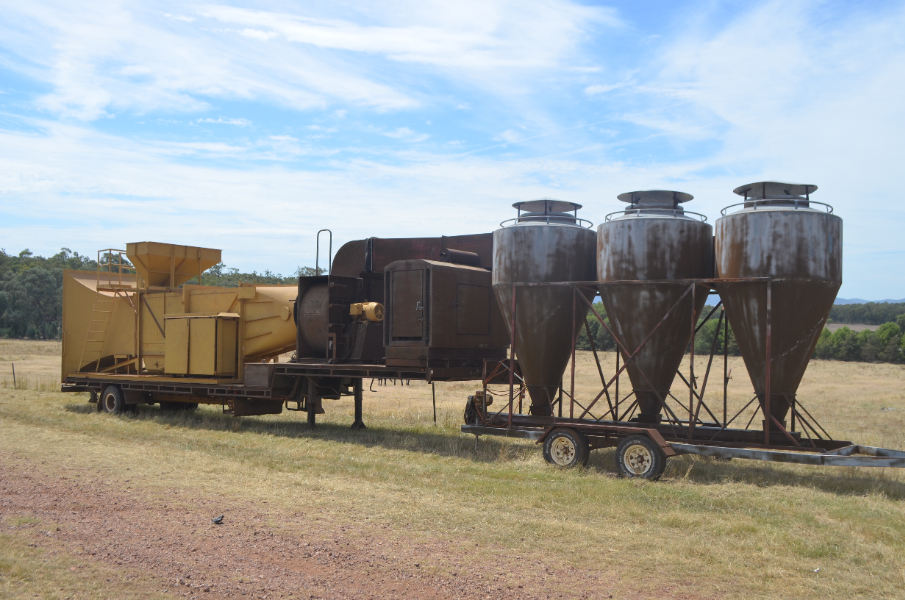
[715,182,842,428]
[597,190,713,424]
[493,200,597,416]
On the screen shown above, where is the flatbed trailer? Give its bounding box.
[458,277,905,479]
[62,358,507,427]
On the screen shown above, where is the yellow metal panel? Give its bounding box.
[126,242,221,288]
[164,318,189,375]
[61,269,138,377]
[216,318,238,375]
[165,293,183,315]
[189,318,217,375]
[243,285,298,359]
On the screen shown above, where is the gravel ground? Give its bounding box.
[1,454,674,600]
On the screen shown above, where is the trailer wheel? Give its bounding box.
[101,386,126,414]
[615,435,666,480]
[542,428,589,468]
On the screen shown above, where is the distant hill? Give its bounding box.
[835,298,905,305]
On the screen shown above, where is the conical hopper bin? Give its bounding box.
[126,242,221,288]
[597,191,713,424]
[493,200,597,417]
[715,182,842,427]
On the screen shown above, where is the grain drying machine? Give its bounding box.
[61,234,512,423]
[59,182,905,478]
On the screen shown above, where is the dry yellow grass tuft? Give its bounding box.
[1,341,904,598]
[0,340,61,392]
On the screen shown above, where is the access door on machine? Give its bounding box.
[389,269,426,341]
[456,284,491,336]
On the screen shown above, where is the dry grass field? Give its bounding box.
[1,339,905,599]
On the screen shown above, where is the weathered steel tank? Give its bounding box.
[493,199,597,416]
[597,190,713,423]
[715,182,842,428]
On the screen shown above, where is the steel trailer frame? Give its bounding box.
[462,278,905,472]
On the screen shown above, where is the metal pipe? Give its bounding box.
[764,279,772,446]
[351,378,365,429]
[508,283,516,426]
[307,377,317,430]
[723,309,729,427]
[316,229,332,276]
[689,283,696,439]
[570,287,577,420]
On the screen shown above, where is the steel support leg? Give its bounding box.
[307,377,317,430]
[352,378,366,429]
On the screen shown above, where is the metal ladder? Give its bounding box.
[79,292,116,371]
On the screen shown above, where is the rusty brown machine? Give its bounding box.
[62,234,512,426]
[463,183,905,478]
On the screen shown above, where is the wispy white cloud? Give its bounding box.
[0,0,618,121]
[201,2,621,69]
[379,127,429,143]
[164,13,195,23]
[1,0,904,298]
[238,28,278,41]
[584,83,623,95]
[195,117,251,126]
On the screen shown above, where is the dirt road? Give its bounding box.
[1,454,658,600]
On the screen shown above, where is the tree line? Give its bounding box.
[829,302,905,325]
[3,248,904,364]
[576,302,905,364]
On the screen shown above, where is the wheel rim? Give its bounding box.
[624,443,653,476]
[550,436,577,466]
[104,393,116,412]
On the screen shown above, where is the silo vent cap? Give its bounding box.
[616,190,693,208]
[503,198,592,227]
[513,198,582,213]
[721,181,833,215]
[733,182,817,199]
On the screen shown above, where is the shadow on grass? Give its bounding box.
[64,402,905,499]
[64,402,537,466]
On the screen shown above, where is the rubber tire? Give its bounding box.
[542,428,589,468]
[615,435,667,480]
[101,386,126,414]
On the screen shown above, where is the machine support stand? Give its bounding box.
[307,377,318,430]
[432,382,437,425]
[351,378,366,429]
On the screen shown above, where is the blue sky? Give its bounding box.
[1,0,903,298]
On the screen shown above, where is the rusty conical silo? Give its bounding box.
[597,190,713,424]
[493,199,597,417]
[715,182,842,429]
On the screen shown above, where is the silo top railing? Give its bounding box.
[499,216,594,228]
[720,199,834,216]
[604,208,708,222]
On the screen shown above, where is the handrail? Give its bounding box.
[96,249,137,289]
[316,229,332,276]
[499,216,594,228]
[604,208,708,222]
[720,199,834,216]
